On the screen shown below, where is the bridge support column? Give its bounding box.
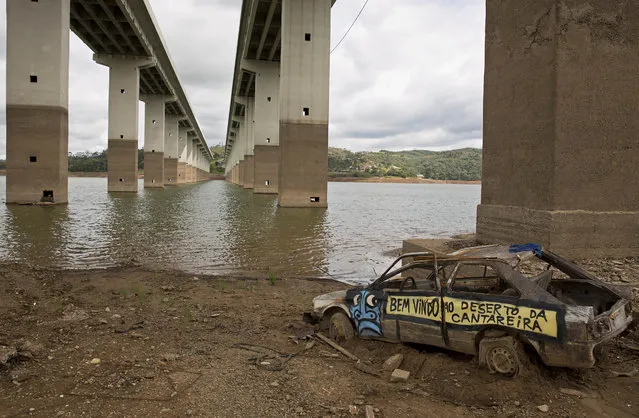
[195,150,200,182]
[95,55,154,193]
[245,60,280,194]
[238,159,246,186]
[142,95,171,188]
[477,0,639,257]
[6,0,70,204]
[279,0,330,207]
[243,155,254,189]
[185,137,193,183]
[243,97,255,189]
[163,115,179,185]
[177,127,188,184]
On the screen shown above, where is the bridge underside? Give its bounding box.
[5,0,212,204]
[477,0,639,257]
[224,0,334,207]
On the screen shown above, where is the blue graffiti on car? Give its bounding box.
[347,289,384,337]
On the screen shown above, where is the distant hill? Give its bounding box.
[328,147,482,181]
[0,146,482,180]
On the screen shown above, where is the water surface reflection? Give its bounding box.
[0,176,480,282]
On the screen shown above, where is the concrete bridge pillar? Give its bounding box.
[195,149,201,182]
[6,0,70,204]
[163,115,179,185]
[95,55,154,193]
[244,60,280,194]
[477,0,639,257]
[185,136,193,183]
[177,126,188,184]
[278,0,331,207]
[142,95,172,188]
[243,97,255,189]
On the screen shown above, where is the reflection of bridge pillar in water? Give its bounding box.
[220,188,329,278]
[5,205,70,266]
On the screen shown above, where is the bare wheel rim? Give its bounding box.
[489,347,518,376]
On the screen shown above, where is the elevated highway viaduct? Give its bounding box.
[223,0,336,208]
[6,0,213,205]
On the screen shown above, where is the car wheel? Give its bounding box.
[328,311,355,343]
[479,336,526,377]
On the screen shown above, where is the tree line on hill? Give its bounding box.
[328,147,482,180]
[0,146,482,180]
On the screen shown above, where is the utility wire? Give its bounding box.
[330,0,370,54]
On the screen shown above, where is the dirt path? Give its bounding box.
[0,264,637,417]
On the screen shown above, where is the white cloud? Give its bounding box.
[0,0,486,159]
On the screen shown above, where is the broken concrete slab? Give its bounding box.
[382,354,404,371]
[390,368,410,383]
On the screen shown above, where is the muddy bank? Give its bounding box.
[329,176,480,184]
[0,263,637,417]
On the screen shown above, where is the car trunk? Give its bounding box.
[548,279,620,316]
[540,250,632,339]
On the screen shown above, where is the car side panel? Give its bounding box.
[384,291,447,348]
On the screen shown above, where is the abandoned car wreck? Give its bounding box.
[306,245,634,377]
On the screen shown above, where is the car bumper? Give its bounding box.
[540,314,633,368]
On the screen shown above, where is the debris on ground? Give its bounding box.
[315,332,359,361]
[383,353,404,371]
[390,368,410,383]
[559,388,590,398]
[611,369,638,378]
[355,361,381,377]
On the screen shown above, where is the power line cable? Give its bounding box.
[330,0,370,54]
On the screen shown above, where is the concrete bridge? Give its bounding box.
[224,0,638,256]
[223,0,336,208]
[5,0,213,205]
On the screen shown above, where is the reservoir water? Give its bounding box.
[0,177,480,283]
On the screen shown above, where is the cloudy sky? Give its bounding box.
[0,0,485,159]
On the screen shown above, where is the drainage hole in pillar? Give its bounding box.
[266,138,271,144]
[119,178,124,182]
[152,179,155,183]
[310,196,320,203]
[30,75,38,83]
[121,89,126,94]
[41,190,54,203]
[305,33,311,41]
[152,149,155,153]
[302,107,310,117]
[29,156,37,163]
[265,180,270,186]
[120,135,124,139]
[152,120,157,125]
[267,96,271,102]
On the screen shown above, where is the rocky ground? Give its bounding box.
[0,260,638,418]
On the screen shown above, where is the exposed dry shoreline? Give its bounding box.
[1,260,637,417]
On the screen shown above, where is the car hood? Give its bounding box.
[312,290,349,314]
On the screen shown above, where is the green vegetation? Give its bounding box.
[268,272,278,286]
[328,147,482,181]
[2,146,481,180]
[209,144,225,174]
[65,149,145,172]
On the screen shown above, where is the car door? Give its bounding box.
[382,264,447,348]
[444,261,520,354]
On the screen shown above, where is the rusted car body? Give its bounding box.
[307,245,633,376]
